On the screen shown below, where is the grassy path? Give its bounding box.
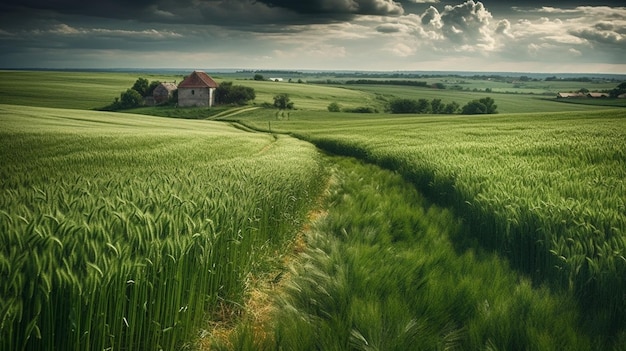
[209,156,589,350]
[210,106,260,120]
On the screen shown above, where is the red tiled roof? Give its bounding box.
[178,71,219,88]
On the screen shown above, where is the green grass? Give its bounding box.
[0,104,326,351]
[4,69,626,350]
[220,157,590,350]
[0,71,176,109]
[228,107,626,347]
[232,79,378,111]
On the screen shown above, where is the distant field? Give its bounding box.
[2,70,622,114]
[337,84,622,113]
[0,71,173,109]
[232,79,377,111]
[0,71,379,112]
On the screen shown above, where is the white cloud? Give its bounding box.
[568,48,582,56]
[41,23,183,39]
[50,24,83,35]
[495,19,513,39]
[387,42,415,56]
[376,23,408,33]
[415,1,495,51]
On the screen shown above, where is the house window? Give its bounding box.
[191,90,195,95]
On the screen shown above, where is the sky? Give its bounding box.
[0,0,624,74]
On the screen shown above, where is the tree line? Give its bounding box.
[345,80,429,87]
[388,97,497,115]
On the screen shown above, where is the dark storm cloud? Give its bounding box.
[1,0,624,26]
[0,0,156,20]
[0,0,405,26]
[257,0,403,15]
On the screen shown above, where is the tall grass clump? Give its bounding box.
[232,108,626,346]
[0,105,326,350]
[222,157,589,350]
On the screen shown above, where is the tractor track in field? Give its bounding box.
[208,106,260,120]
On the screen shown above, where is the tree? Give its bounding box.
[479,97,498,114]
[228,85,256,105]
[253,74,265,81]
[389,98,420,113]
[119,89,143,109]
[461,100,488,114]
[215,81,256,105]
[273,93,294,109]
[132,78,150,97]
[147,80,161,96]
[431,98,444,114]
[328,102,341,112]
[461,97,497,114]
[416,99,431,114]
[609,82,626,98]
[443,101,460,114]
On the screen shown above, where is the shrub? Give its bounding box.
[461,97,498,114]
[119,88,143,109]
[215,82,256,105]
[344,106,377,113]
[389,98,421,113]
[327,102,341,112]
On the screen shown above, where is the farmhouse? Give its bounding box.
[587,92,609,98]
[153,82,177,105]
[557,92,585,98]
[557,92,610,99]
[178,71,219,107]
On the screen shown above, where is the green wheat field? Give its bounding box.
[1,70,625,350]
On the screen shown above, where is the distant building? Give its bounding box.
[269,77,283,82]
[153,82,177,105]
[557,92,609,99]
[618,93,626,99]
[587,92,609,98]
[557,92,584,98]
[178,71,219,107]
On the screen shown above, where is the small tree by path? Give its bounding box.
[273,94,294,109]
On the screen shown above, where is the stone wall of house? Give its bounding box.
[178,87,214,107]
[153,85,175,104]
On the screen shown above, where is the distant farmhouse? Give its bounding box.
[153,82,177,105]
[557,92,585,98]
[177,71,219,107]
[557,91,609,99]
